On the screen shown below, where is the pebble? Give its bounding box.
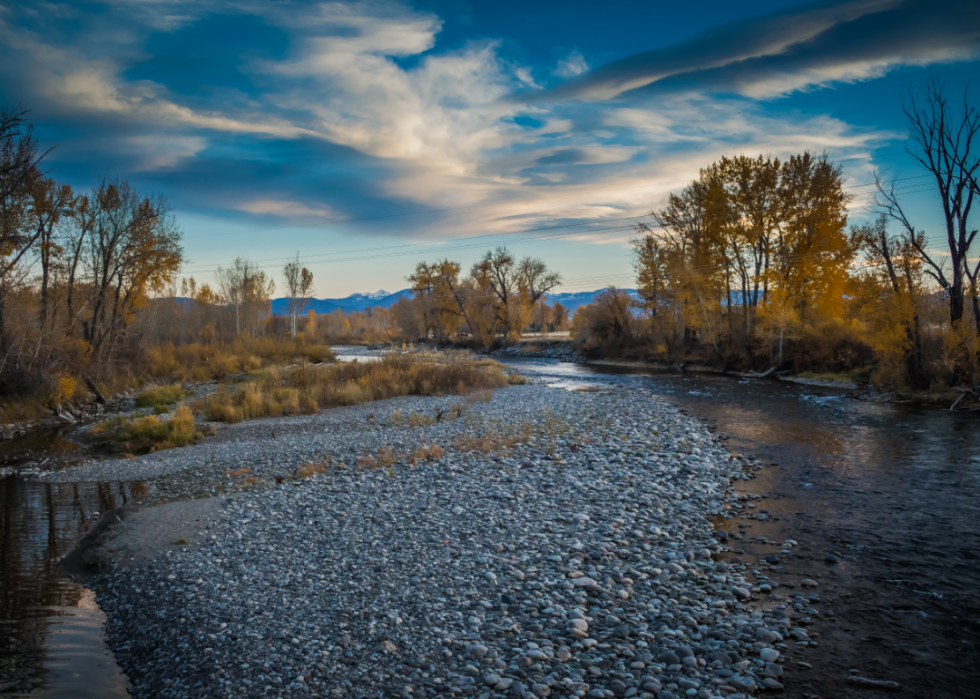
[84,384,817,699]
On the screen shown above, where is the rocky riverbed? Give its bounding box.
[55,383,825,699]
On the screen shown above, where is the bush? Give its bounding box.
[136,384,188,409]
[145,338,336,382]
[88,405,209,453]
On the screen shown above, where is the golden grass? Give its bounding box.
[194,354,511,424]
[88,405,212,454]
[295,459,330,479]
[146,337,335,382]
[136,384,188,410]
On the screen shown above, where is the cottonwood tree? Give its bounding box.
[852,215,928,386]
[30,177,75,331]
[471,247,561,340]
[80,178,183,365]
[283,254,314,338]
[216,257,274,336]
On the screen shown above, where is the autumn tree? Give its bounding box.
[216,257,274,336]
[851,215,927,386]
[80,178,183,365]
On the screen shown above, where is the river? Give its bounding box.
[0,355,977,698]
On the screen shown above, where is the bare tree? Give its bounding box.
[216,257,248,334]
[877,77,979,327]
[283,254,315,338]
[517,256,561,306]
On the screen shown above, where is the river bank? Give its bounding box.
[58,383,827,699]
[490,340,979,411]
[3,354,977,699]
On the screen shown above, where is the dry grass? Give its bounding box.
[295,459,331,479]
[408,444,444,464]
[195,354,511,424]
[88,405,212,454]
[136,384,189,411]
[146,337,335,382]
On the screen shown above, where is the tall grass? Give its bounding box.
[88,405,212,454]
[195,354,515,424]
[146,337,335,382]
[136,384,189,411]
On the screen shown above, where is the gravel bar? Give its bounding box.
[80,385,812,699]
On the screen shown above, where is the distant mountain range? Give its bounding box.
[266,288,638,316]
[269,289,414,315]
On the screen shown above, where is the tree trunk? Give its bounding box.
[973,295,980,337]
[949,277,965,326]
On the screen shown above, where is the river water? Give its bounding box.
[500,358,980,699]
[1,356,978,698]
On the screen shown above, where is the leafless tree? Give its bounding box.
[283,253,315,338]
[876,77,979,329]
[517,256,561,306]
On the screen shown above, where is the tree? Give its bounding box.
[471,247,518,338]
[470,247,561,340]
[852,214,927,386]
[283,254,315,338]
[877,77,979,328]
[80,178,183,365]
[0,103,45,356]
[776,152,854,326]
[216,257,273,336]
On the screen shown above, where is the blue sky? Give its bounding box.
[1,0,977,296]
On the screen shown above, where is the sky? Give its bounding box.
[0,0,977,297]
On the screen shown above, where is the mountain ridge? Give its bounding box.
[268,288,637,316]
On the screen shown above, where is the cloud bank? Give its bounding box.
[0,0,974,260]
[526,0,980,102]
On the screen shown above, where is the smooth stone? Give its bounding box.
[764,663,783,678]
[466,644,489,660]
[759,648,780,663]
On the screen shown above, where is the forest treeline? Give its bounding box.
[1,77,977,417]
[0,103,400,417]
[390,248,568,344]
[573,79,979,395]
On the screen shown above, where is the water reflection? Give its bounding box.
[0,472,133,697]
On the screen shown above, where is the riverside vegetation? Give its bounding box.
[391,80,980,406]
[83,352,522,455]
[3,78,979,425]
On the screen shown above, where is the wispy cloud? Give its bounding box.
[554,51,588,78]
[524,0,980,103]
[0,0,957,251]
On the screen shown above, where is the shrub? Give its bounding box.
[136,384,188,410]
[88,404,207,454]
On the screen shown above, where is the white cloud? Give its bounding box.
[238,199,340,219]
[0,0,920,251]
[554,51,588,78]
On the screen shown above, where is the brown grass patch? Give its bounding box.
[146,337,336,382]
[195,354,511,423]
[88,405,207,454]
